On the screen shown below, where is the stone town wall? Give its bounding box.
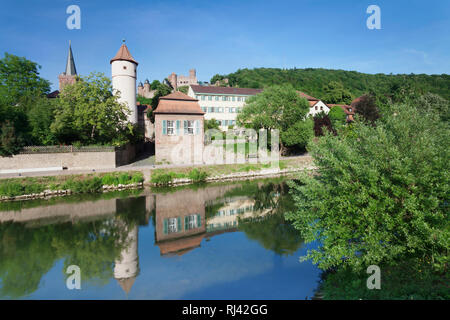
[0,145,136,172]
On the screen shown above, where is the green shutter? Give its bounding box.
[177,217,181,232]
[163,219,168,235]
[184,120,188,134]
[197,214,201,228]
[184,216,189,231]
[195,120,200,135]
[176,120,180,135]
[162,120,167,135]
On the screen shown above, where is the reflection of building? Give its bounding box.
[153,185,275,256]
[114,224,140,295]
[155,188,206,255]
[206,196,275,232]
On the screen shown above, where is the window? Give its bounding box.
[315,106,318,110]
[201,95,206,101]
[320,106,323,110]
[232,96,236,101]
[224,120,228,126]
[185,214,201,230]
[231,107,236,113]
[123,66,127,70]
[168,218,178,234]
[215,96,219,101]
[185,120,194,134]
[167,120,175,135]
[208,95,212,101]
[202,107,207,112]
[218,107,223,113]
[225,107,229,113]
[222,96,227,101]
[208,107,214,113]
[237,97,241,102]
[349,108,352,112]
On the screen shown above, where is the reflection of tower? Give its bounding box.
[111,40,139,124]
[114,224,139,295]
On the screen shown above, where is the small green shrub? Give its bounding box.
[118,173,131,185]
[0,182,23,197]
[101,174,118,186]
[151,170,178,185]
[188,169,208,182]
[131,172,144,184]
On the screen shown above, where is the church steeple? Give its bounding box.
[58,40,78,90]
[65,40,77,76]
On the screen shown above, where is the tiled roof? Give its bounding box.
[190,85,262,96]
[47,90,60,98]
[297,91,319,101]
[328,104,355,115]
[154,91,205,115]
[110,43,138,65]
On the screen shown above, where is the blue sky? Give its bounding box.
[0,0,449,91]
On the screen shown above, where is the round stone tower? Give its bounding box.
[111,40,139,124]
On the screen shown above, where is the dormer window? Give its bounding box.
[123,66,127,70]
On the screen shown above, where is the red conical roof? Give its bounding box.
[110,43,138,65]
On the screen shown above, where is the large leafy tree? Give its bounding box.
[328,105,347,130]
[0,53,51,154]
[237,84,311,153]
[51,72,132,145]
[322,81,353,105]
[354,94,380,124]
[286,100,449,272]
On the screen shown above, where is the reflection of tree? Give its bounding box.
[222,180,304,256]
[238,212,304,256]
[0,223,56,299]
[0,196,147,298]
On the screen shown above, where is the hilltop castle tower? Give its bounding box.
[111,41,138,124]
[58,41,77,90]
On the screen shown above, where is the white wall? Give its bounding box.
[308,100,330,117]
[188,86,251,130]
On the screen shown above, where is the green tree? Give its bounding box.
[280,118,314,151]
[146,83,173,123]
[51,72,131,146]
[26,97,57,145]
[177,85,189,94]
[0,53,51,153]
[354,94,380,124]
[237,84,311,153]
[0,120,22,156]
[150,80,161,90]
[286,101,449,272]
[322,81,353,105]
[328,106,347,130]
[415,93,449,123]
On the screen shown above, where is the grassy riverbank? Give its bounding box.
[0,171,144,198]
[149,157,311,185]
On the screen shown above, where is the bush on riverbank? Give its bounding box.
[151,169,208,185]
[0,171,144,198]
[319,258,450,300]
[287,98,449,273]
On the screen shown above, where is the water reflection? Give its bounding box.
[0,179,312,299]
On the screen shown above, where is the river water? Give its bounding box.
[0,177,321,300]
